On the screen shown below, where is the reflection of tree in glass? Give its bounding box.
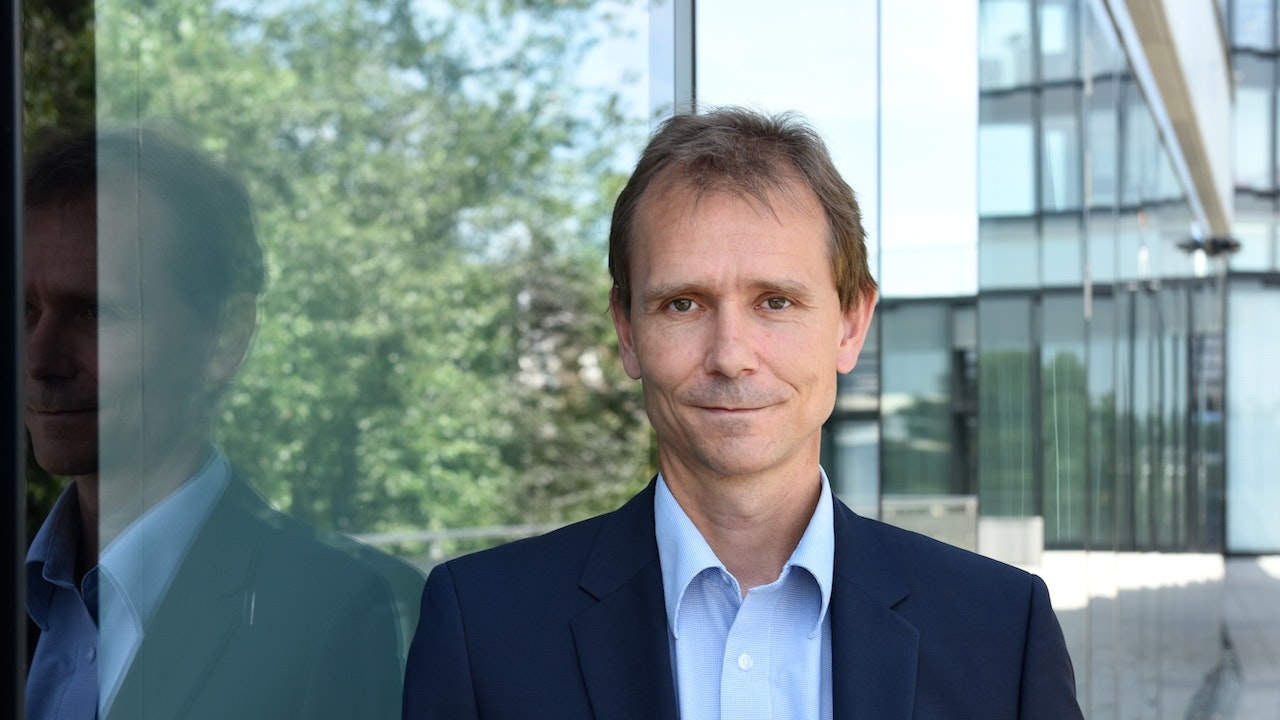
[76,0,649,558]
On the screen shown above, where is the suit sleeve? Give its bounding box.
[403,562,481,720]
[1018,575,1085,719]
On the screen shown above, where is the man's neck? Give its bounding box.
[77,438,214,562]
[72,474,100,584]
[662,464,823,597]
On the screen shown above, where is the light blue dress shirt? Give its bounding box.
[25,450,230,720]
[26,481,99,720]
[655,471,835,720]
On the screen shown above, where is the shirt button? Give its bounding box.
[86,647,96,663]
[737,653,753,671]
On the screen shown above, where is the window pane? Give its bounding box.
[978,296,1036,517]
[1227,280,1280,552]
[1042,213,1083,286]
[880,303,954,495]
[1088,77,1121,211]
[980,0,1035,89]
[1235,53,1275,192]
[1233,0,1275,49]
[980,216,1040,289]
[1039,0,1079,83]
[1042,86,1083,212]
[980,92,1037,216]
[1042,294,1087,546]
[59,0,657,714]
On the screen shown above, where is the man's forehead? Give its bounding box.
[25,203,97,273]
[638,167,822,228]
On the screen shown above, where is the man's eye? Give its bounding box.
[764,297,791,310]
[669,299,695,312]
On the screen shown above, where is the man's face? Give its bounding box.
[611,177,874,486]
[24,199,99,476]
[24,187,219,482]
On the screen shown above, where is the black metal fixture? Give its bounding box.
[1177,236,1241,257]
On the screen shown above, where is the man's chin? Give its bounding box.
[29,450,98,479]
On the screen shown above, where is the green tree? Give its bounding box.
[68,0,651,554]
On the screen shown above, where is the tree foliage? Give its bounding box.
[27,0,653,554]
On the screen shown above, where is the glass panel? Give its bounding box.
[1115,210,1147,282]
[980,92,1037,216]
[1087,77,1120,211]
[1132,290,1155,548]
[1152,288,1187,549]
[1235,53,1278,191]
[1121,80,1159,206]
[880,303,954,495]
[1088,206,1118,284]
[879,0,980,299]
[1189,282,1225,551]
[980,0,1035,89]
[1042,293,1087,546]
[980,216,1039,289]
[954,304,979,495]
[1087,293,1116,547]
[1042,214,1083,286]
[23,0,656,715]
[1227,280,1280,552]
[1113,290,1137,549]
[1039,0,1079,83]
[978,296,1036,517]
[1083,0,1126,77]
[1042,86,1082,212]
[1230,193,1278,272]
[1233,0,1275,49]
[829,420,881,520]
[696,0,880,282]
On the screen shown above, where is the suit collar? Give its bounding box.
[572,479,679,720]
[575,481,922,720]
[107,477,270,718]
[829,498,919,720]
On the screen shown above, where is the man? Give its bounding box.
[24,127,418,719]
[403,108,1083,718]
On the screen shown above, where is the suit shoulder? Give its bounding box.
[222,477,423,595]
[441,511,612,581]
[860,514,1042,595]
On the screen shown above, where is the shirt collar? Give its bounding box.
[98,447,231,628]
[654,468,836,637]
[26,480,86,629]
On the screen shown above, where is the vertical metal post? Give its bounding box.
[3,0,26,716]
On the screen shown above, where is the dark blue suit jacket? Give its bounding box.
[403,481,1083,719]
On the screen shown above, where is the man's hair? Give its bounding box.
[608,107,876,313]
[24,125,266,325]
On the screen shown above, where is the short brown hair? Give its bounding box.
[608,107,876,312]
[24,125,266,325]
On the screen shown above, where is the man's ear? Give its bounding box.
[609,289,643,380]
[836,288,877,374]
[206,292,257,383]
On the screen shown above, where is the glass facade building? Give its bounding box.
[7,0,1279,717]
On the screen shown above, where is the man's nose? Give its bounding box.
[26,314,82,380]
[703,307,758,378]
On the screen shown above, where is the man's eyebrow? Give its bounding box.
[750,279,814,299]
[639,278,818,304]
[642,282,703,301]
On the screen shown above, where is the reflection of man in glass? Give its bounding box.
[24,127,413,720]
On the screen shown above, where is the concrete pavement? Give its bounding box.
[1019,552,1280,719]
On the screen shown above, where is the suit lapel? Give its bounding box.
[830,500,919,720]
[570,481,679,720]
[107,479,267,719]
